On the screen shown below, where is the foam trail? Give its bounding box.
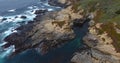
[0,45,15,58]
[8,9,16,12]
[0,42,7,47]
[0,16,3,22]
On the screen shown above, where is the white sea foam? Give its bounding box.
[0,6,37,58]
[0,9,36,24]
[8,9,16,12]
[0,42,7,47]
[0,16,3,22]
[48,8,54,11]
[3,27,15,38]
[0,16,3,20]
[28,6,34,9]
[0,45,15,58]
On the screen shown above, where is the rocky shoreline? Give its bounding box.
[3,0,86,56]
[2,0,120,63]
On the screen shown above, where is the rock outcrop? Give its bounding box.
[3,0,85,55]
[71,48,120,63]
[48,0,71,8]
[71,13,120,63]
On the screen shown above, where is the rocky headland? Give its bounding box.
[2,0,120,63]
[3,0,86,55]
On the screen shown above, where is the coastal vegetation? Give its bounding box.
[71,0,120,52]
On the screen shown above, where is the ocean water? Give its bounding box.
[0,0,89,63]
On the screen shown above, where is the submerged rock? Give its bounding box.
[2,18,7,21]
[20,16,27,19]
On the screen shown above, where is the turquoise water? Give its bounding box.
[0,0,89,63]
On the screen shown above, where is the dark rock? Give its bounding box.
[33,15,41,21]
[8,18,11,19]
[28,21,34,24]
[15,23,34,31]
[73,19,85,27]
[34,9,48,14]
[48,0,70,8]
[20,16,27,19]
[2,18,7,21]
[15,16,18,18]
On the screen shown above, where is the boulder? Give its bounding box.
[20,16,27,19]
[0,17,7,22]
